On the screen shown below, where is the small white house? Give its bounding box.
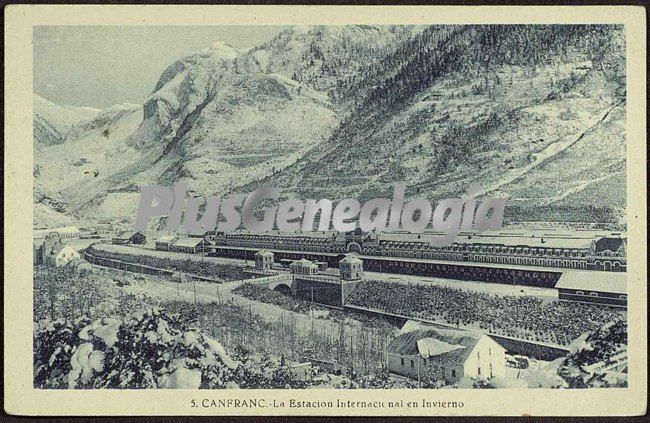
[55,245,81,267]
[339,254,363,280]
[170,237,209,254]
[386,322,506,384]
[155,235,178,251]
[290,259,318,275]
[255,250,274,270]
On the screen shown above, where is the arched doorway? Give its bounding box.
[273,284,292,295]
[347,242,362,253]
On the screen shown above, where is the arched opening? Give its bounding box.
[273,284,292,295]
[347,242,362,253]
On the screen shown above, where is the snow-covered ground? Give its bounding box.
[91,263,392,351]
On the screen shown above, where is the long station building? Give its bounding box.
[208,228,625,268]
[205,228,627,301]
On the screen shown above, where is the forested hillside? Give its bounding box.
[243,25,625,225]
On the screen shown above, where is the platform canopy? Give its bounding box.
[555,270,626,294]
[173,237,205,248]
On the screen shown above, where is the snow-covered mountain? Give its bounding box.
[34,25,627,227]
[34,94,100,145]
[34,101,144,224]
[34,26,410,223]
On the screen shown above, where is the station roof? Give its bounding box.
[114,230,141,240]
[378,231,597,249]
[220,228,626,250]
[417,338,466,359]
[33,226,80,239]
[227,230,334,239]
[555,271,626,294]
[173,237,205,248]
[214,245,342,257]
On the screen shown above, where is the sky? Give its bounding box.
[34,26,288,109]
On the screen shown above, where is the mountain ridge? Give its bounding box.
[237,25,625,226]
[33,25,626,228]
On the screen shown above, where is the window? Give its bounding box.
[477,367,481,376]
[490,364,493,378]
[410,360,415,368]
[589,292,599,297]
[451,369,456,378]
[477,352,480,360]
[489,348,491,356]
[400,357,404,366]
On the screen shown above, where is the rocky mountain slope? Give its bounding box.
[34,25,626,227]
[244,25,626,226]
[34,100,144,225]
[33,26,415,224]
[34,95,100,146]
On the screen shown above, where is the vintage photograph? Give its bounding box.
[30,22,631,392]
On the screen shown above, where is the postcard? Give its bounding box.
[4,4,647,416]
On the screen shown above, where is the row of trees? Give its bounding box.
[166,298,403,387]
[34,266,149,322]
[346,279,625,346]
[340,25,622,114]
[33,266,416,388]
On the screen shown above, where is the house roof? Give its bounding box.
[555,270,626,294]
[417,338,466,359]
[291,258,317,267]
[157,235,177,243]
[173,237,205,248]
[56,245,79,256]
[114,230,140,240]
[387,325,482,365]
[255,250,274,257]
[340,254,362,264]
[187,229,215,236]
